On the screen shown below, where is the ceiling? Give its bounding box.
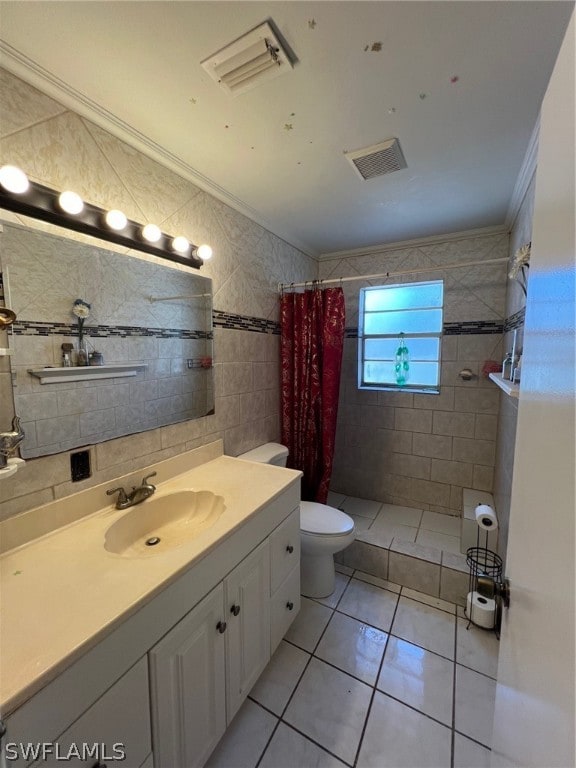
[0,1,573,257]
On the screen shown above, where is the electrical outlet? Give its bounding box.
[71,450,91,482]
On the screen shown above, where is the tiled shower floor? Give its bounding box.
[207,568,499,768]
[327,492,463,555]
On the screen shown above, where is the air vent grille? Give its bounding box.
[201,22,292,96]
[344,138,407,180]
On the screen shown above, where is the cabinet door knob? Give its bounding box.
[286,601,294,611]
[216,620,227,634]
[230,604,241,616]
[286,544,294,554]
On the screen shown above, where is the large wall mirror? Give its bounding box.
[1,220,213,459]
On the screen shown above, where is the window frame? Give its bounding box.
[357,279,444,394]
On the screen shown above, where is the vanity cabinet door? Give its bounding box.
[27,658,151,768]
[224,539,271,722]
[149,584,226,768]
[269,507,300,593]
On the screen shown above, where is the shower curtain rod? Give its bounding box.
[278,256,509,292]
[148,293,211,302]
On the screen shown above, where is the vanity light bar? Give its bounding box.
[0,178,205,270]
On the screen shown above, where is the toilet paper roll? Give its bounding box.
[466,591,496,629]
[475,503,498,531]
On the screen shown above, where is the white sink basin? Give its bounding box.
[104,490,226,557]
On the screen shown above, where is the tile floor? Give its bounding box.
[207,566,499,768]
[327,492,463,556]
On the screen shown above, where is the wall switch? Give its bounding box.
[71,450,91,482]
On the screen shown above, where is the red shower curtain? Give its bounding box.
[280,287,346,503]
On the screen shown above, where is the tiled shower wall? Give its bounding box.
[319,232,508,516]
[493,174,535,562]
[0,68,316,520]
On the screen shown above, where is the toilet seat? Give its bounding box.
[300,501,354,536]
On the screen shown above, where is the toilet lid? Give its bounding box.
[300,501,355,535]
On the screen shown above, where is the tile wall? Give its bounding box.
[319,232,508,516]
[0,68,316,521]
[493,174,535,562]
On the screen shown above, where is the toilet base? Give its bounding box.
[300,553,336,598]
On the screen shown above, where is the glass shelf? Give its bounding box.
[28,363,147,384]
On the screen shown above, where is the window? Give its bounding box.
[358,280,444,393]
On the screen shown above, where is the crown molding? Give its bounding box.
[505,117,539,229]
[317,224,509,262]
[0,42,318,260]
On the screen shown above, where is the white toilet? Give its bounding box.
[238,442,355,598]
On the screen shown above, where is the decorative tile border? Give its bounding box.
[212,310,280,335]
[443,320,504,336]
[345,319,504,339]
[9,321,212,340]
[504,307,525,332]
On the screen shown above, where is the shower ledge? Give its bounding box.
[28,363,147,384]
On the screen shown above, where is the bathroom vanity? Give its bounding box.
[0,442,301,767]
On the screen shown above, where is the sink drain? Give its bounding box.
[145,536,161,546]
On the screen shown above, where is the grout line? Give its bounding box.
[350,590,400,767]
[451,607,458,768]
[453,728,493,752]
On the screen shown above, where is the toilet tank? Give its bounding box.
[238,442,289,467]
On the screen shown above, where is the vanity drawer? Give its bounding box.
[270,565,301,653]
[28,658,151,768]
[269,506,300,593]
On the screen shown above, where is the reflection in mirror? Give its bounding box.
[1,222,213,458]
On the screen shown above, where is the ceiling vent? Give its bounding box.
[344,138,407,180]
[201,22,293,96]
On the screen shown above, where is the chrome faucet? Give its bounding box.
[0,416,25,470]
[106,472,157,510]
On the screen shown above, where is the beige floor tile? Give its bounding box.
[327,491,347,508]
[284,597,333,652]
[357,691,452,767]
[315,572,351,609]
[370,520,419,543]
[340,496,382,519]
[249,641,309,716]
[421,510,461,535]
[259,723,346,768]
[453,733,492,768]
[338,578,399,632]
[455,665,497,747]
[335,563,354,576]
[349,513,373,533]
[456,618,500,678]
[401,587,456,614]
[316,612,388,685]
[377,636,454,725]
[354,571,402,593]
[376,503,424,527]
[284,658,372,764]
[416,529,461,554]
[206,699,277,768]
[391,597,456,659]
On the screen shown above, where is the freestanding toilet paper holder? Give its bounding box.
[465,526,505,637]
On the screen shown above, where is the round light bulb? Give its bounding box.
[172,235,190,254]
[58,190,84,215]
[0,165,29,194]
[105,209,127,231]
[142,223,162,243]
[196,244,213,261]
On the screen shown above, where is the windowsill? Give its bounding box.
[488,372,520,398]
[358,385,440,395]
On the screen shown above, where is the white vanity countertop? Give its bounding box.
[0,452,301,714]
